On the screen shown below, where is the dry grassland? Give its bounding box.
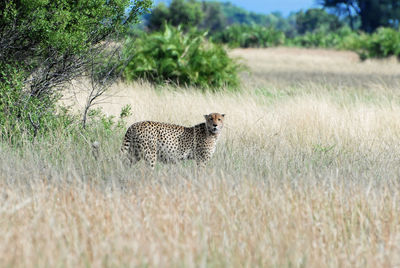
[1,48,400,267]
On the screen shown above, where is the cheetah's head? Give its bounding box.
[204,113,225,135]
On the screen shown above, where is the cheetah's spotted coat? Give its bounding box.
[121,113,225,168]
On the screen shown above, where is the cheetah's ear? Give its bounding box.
[204,114,209,120]
[221,114,225,117]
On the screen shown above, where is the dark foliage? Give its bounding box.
[0,0,151,139]
[321,0,400,32]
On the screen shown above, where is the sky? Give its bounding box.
[153,0,321,16]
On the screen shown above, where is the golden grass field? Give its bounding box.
[2,47,400,267]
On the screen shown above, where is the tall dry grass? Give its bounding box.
[1,48,400,267]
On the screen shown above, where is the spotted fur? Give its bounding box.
[121,113,225,168]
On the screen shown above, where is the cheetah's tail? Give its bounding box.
[92,141,100,160]
[91,141,120,163]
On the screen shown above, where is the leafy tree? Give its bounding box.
[147,2,170,31]
[200,1,227,33]
[321,0,400,32]
[148,0,203,31]
[0,0,151,138]
[295,8,343,34]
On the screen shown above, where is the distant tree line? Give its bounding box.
[139,0,400,60]
[145,0,400,35]
[146,0,297,35]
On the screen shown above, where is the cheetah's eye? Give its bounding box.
[218,118,221,121]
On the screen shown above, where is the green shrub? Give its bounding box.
[343,28,400,60]
[212,24,285,48]
[0,0,151,141]
[0,63,77,143]
[287,27,356,48]
[0,62,129,146]
[122,25,242,90]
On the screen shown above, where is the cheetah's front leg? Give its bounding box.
[196,160,207,168]
[195,151,212,168]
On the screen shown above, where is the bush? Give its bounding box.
[295,8,343,35]
[212,24,285,48]
[287,27,356,48]
[0,0,151,141]
[122,25,242,90]
[0,63,77,143]
[0,62,130,146]
[343,27,400,60]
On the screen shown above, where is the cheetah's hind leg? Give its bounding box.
[120,143,140,167]
[142,140,157,169]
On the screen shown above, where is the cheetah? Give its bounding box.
[121,113,225,168]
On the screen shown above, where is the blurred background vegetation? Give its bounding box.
[1,0,400,141]
[141,0,400,55]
